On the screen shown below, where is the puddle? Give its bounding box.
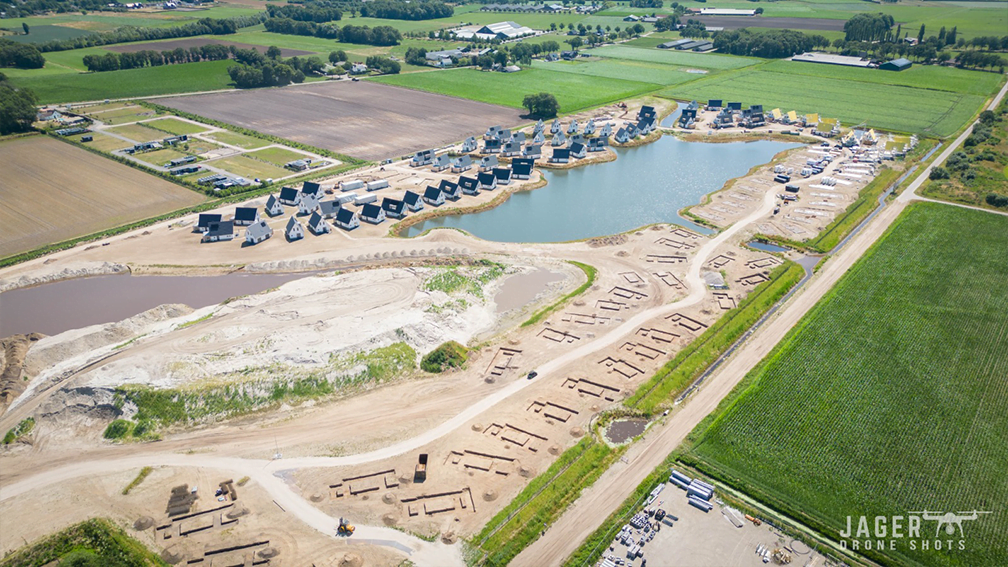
[605,418,648,444]
[494,269,565,313]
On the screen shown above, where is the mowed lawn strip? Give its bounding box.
[0,136,205,258]
[660,68,984,137]
[685,202,1008,567]
[371,67,656,113]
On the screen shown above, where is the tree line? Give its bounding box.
[0,40,45,69]
[714,28,830,58]
[81,43,232,72]
[265,3,344,24]
[0,0,115,18]
[226,47,325,88]
[359,0,453,21]
[32,15,263,53]
[263,17,402,46]
[0,71,38,135]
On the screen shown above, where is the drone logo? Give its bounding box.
[910,510,992,538]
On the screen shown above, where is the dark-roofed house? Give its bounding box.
[403,190,424,212]
[880,57,912,71]
[382,197,407,219]
[196,213,222,234]
[707,99,723,110]
[278,186,301,206]
[308,211,330,235]
[727,102,743,112]
[299,193,320,216]
[452,155,473,172]
[679,108,697,128]
[461,136,478,152]
[614,127,630,144]
[478,171,498,190]
[492,167,513,185]
[638,105,657,121]
[561,50,577,61]
[459,175,480,195]
[234,207,259,226]
[431,154,451,172]
[361,203,386,224]
[588,137,608,152]
[637,117,655,135]
[440,179,462,200]
[265,194,284,217]
[201,220,234,243]
[318,200,341,219]
[285,216,304,241]
[502,139,522,157]
[480,155,499,171]
[423,185,445,206]
[551,147,571,163]
[512,158,534,179]
[523,143,542,159]
[570,142,587,159]
[335,207,359,230]
[244,220,273,245]
[301,181,323,201]
[412,149,434,167]
[484,138,502,154]
[625,123,640,138]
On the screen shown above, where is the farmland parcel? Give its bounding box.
[686,203,1008,567]
[157,80,525,161]
[0,136,204,258]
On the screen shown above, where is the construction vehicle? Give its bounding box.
[337,517,355,536]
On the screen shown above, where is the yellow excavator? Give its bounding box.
[337,517,355,536]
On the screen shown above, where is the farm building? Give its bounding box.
[244,220,273,245]
[561,50,577,61]
[551,147,571,164]
[351,63,368,74]
[361,203,386,224]
[459,176,480,195]
[285,216,304,241]
[335,207,359,230]
[286,159,310,171]
[424,185,446,206]
[512,158,534,179]
[492,167,513,185]
[299,193,320,216]
[404,190,424,211]
[440,179,462,200]
[880,58,912,71]
[381,197,407,219]
[195,213,222,234]
[458,21,534,40]
[523,144,542,159]
[792,52,872,68]
[233,207,260,226]
[477,171,498,190]
[341,179,365,192]
[307,211,330,235]
[265,194,284,217]
[503,64,521,73]
[318,200,341,219]
[659,39,692,49]
[201,221,234,243]
[432,154,451,172]
[452,155,473,172]
[461,136,478,152]
[367,179,389,191]
[480,155,499,171]
[412,149,434,167]
[278,187,301,206]
[570,142,587,159]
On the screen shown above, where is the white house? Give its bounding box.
[244,219,273,245]
[361,203,386,224]
[233,207,259,226]
[403,190,424,212]
[285,216,304,241]
[299,193,320,216]
[335,207,359,230]
[423,185,445,206]
[308,211,330,235]
[265,194,284,217]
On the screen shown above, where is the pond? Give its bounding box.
[605,418,649,444]
[747,240,790,253]
[0,272,305,337]
[403,136,801,243]
[494,268,566,314]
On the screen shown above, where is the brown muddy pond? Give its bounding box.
[0,272,304,337]
[494,268,565,314]
[605,418,649,444]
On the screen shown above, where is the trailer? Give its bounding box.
[366,179,389,192]
[335,193,357,205]
[354,194,377,205]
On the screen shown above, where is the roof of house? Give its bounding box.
[492,167,512,180]
[206,220,233,238]
[309,210,325,227]
[285,216,301,233]
[404,190,422,205]
[481,155,499,166]
[279,187,299,201]
[234,207,258,222]
[301,181,322,196]
[319,200,340,216]
[553,147,571,158]
[478,171,496,183]
[453,155,472,166]
[266,194,280,208]
[459,176,479,190]
[246,220,271,239]
[361,203,383,217]
[439,179,459,192]
[424,186,443,200]
[570,142,586,154]
[433,154,451,166]
[197,213,221,228]
[336,207,356,223]
[381,197,405,214]
[512,161,534,176]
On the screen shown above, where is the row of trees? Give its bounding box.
[0,72,38,135]
[263,17,402,46]
[0,0,112,18]
[81,43,231,72]
[226,47,332,88]
[714,28,830,58]
[265,4,344,24]
[359,0,453,21]
[33,15,262,53]
[843,13,896,43]
[0,41,45,69]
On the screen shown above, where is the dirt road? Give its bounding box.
[511,78,1008,567]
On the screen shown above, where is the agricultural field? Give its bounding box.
[373,67,656,113]
[531,58,699,87]
[761,60,1005,97]
[0,136,204,259]
[660,67,987,137]
[587,44,762,70]
[686,203,1008,567]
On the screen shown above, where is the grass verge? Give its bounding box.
[521,261,596,328]
[420,341,469,373]
[122,466,153,495]
[0,517,167,566]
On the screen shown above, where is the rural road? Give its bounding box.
[512,77,1008,567]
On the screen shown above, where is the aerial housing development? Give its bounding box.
[0,1,1006,566]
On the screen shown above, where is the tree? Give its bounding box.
[329,50,347,64]
[522,92,559,118]
[22,23,29,35]
[917,24,925,43]
[266,45,282,59]
[566,36,583,50]
[0,73,38,135]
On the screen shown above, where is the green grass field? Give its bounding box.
[3,24,93,43]
[246,146,310,167]
[146,117,210,136]
[372,67,656,113]
[8,60,236,104]
[134,147,193,167]
[70,131,128,152]
[531,58,699,87]
[210,154,289,180]
[588,44,761,70]
[205,130,269,150]
[660,67,985,137]
[686,202,1008,567]
[106,122,172,143]
[762,60,1005,97]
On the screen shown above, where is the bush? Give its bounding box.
[421,341,469,373]
[103,419,134,439]
[986,193,1008,208]
[929,166,950,180]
